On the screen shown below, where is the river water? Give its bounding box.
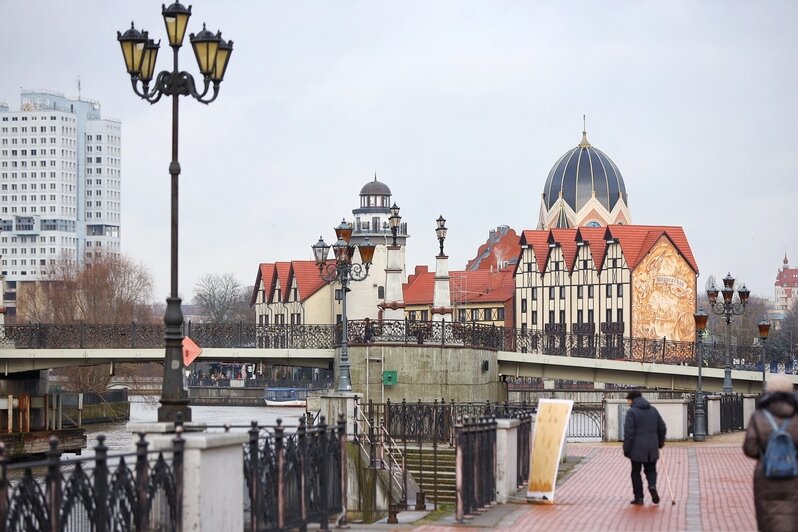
[69,396,307,457]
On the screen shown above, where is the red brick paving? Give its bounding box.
[415,438,757,531]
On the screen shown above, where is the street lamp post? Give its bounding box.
[435,215,448,256]
[693,308,708,442]
[389,203,402,247]
[117,2,233,423]
[706,273,750,394]
[312,221,376,392]
[758,318,771,387]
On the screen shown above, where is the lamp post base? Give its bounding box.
[158,296,192,423]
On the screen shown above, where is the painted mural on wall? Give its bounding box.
[631,237,696,342]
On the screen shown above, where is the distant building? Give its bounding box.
[772,254,798,327]
[402,265,514,327]
[466,225,520,272]
[538,129,631,229]
[0,90,122,319]
[251,176,409,332]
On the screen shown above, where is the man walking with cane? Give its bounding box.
[623,390,667,505]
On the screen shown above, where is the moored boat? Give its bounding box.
[263,387,308,407]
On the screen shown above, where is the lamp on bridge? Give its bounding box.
[389,203,402,247]
[117,2,233,423]
[693,308,708,442]
[312,221,375,392]
[758,318,770,387]
[706,273,750,394]
[435,215,447,257]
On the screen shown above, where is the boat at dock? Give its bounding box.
[263,387,309,407]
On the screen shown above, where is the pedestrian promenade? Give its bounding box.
[410,432,756,532]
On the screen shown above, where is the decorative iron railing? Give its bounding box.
[0,431,184,532]
[244,416,345,531]
[0,319,777,371]
[720,394,745,433]
[455,416,496,523]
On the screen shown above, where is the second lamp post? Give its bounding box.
[313,221,375,392]
[706,273,750,394]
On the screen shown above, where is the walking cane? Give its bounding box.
[659,448,676,505]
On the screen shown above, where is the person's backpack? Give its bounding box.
[762,410,798,479]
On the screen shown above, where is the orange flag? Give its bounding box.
[182,336,203,366]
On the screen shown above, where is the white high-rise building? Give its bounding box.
[0,90,121,319]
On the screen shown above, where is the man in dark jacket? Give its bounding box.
[623,390,667,505]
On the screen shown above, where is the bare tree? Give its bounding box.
[16,254,155,324]
[192,273,253,322]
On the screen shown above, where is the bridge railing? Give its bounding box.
[0,431,184,532]
[1,320,784,372]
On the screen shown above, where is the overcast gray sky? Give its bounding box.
[2,1,796,304]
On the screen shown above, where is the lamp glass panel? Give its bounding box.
[192,39,220,75]
[335,222,353,243]
[211,44,231,81]
[163,12,190,47]
[721,287,734,304]
[694,310,708,331]
[359,241,376,264]
[139,43,160,82]
[706,286,719,304]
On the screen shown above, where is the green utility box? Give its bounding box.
[383,370,398,386]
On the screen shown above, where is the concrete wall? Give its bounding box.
[345,345,501,403]
[706,396,721,435]
[605,398,689,442]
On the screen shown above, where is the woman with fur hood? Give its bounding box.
[742,374,798,532]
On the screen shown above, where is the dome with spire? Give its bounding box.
[538,125,632,229]
[359,175,392,197]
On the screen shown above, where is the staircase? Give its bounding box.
[400,446,457,505]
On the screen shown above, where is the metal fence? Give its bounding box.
[244,416,345,531]
[0,319,780,371]
[455,416,496,523]
[59,389,129,407]
[0,431,184,532]
[720,394,745,433]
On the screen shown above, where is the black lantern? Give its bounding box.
[436,215,447,256]
[162,1,192,48]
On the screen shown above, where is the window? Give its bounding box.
[420,310,429,321]
[606,284,612,297]
[617,284,623,297]
[484,308,493,321]
[559,286,565,299]
[377,286,385,299]
[409,311,417,322]
[471,309,479,321]
[458,308,467,322]
[526,262,532,272]
[496,308,504,320]
[606,308,613,323]
[577,310,584,323]
[548,310,555,324]
[531,310,538,324]
[521,298,527,313]
[577,285,583,298]
[559,310,565,324]
[531,287,537,301]
[617,308,624,323]
[549,287,555,300]
[588,310,594,323]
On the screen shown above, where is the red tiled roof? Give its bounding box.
[403,268,514,306]
[517,225,698,274]
[274,262,292,303]
[250,263,275,307]
[290,260,333,301]
[466,227,521,271]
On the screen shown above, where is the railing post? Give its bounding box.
[662,336,666,363]
[441,318,446,346]
[45,436,62,532]
[238,321,244,348]
[401,398,408,509]
[172,423,185,532]
[318,416,330,532]
[80,321,86,349]
[131,321,137,349]
[337,414,348,527]
[415,399,425,510]
[0,443,8,532]
[275,419,285,530]
[455,417,464,524]
[297,417,309,527]
[186,320,192,341]
[135,433,150,531]
[94,436,109,532]
[248,421,260,532]
[433,399,439,510]
[368,405,377,469]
